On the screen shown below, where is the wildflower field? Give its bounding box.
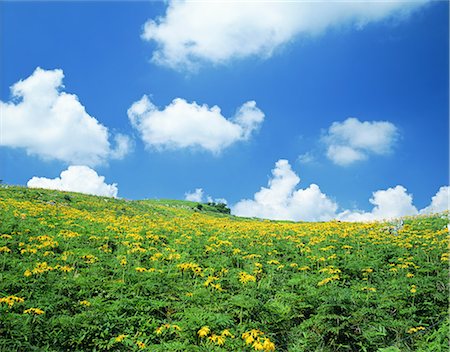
[0,186,448,351]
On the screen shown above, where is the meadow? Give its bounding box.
[0,186,448,351]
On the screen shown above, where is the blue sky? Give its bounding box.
[1,1,448,221]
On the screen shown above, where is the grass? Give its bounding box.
[0,186,448,351]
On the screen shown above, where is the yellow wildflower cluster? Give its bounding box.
[242,329,275,351]
[203,276,223,291]
[317,274,340,286]
[114,334,128,342]
[407,326,426,334]
[319,266,341,274]
[177,262,203,276]
[59,230,80,239]
[0,246,11,253]
[197,326,210,338]
[80,254,98,264]
[0,295,25,307]
[198,327,234,346]
[239,271,257,284]
[155,323,181,335]
[361,287,377,292]
[24,308,45,315]
[24,262,73,276]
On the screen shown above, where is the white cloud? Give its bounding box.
[27,165,118,198]
[232,159,338,221]
[185,188,204,202]
[0,67,131,166]
[420,186,449,214]
[337,185,418,221]
[232,159,446,222]
[128,95,264,153]
[323,118,399,166]
[185,188,228,205]
[142,0,428,70]
[297,152,315,165]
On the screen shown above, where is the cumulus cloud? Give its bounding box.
[128,95,264,153]
[337,185,418,222]
[323,118,399,166]
[142,0,428,70]
[27,166,118,198]
[232,159,447,222]
[232,160,338,222]
[185,188,204,202]
[420,186,449,214]
[0,67,131,166]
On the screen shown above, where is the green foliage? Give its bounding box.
[0,186,448,351]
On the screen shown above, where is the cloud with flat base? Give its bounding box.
[27,166,118,198]
[142,0,428,71]
[128,96,264,153]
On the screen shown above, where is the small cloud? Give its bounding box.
[185,188,227,204]
[297,152,315,165]
[185,188,204,202]
[27,166,118,198]
[0,67,130,166]
[142,1,428,71]
[232,159,338,221]
[323,118,399,166]
[206,195,228,204]
[110,134,133,160]
[128,95,264,153]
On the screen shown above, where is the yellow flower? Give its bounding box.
[198,326,210,338]
[24,270,32,277]
[317,275,340,286]
[262,338,276,351]
[23,308,45,315]
[221,329,234,338]
[208,334,225,346]
[407,326,426,334]
[361,287,376,292]
[410,285,417,293]
[0,295,25,307]
[406,273,414,278]
[136,341,146,349]
[114,334,127,342]
[239,271,256,284]
[79,300,91,306]
[253,341,264,350]
[59,265,73,272]
[0,246,11,253]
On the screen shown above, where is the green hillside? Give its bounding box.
[0,186,448,351]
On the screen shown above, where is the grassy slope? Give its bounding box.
[0,186,448,352]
